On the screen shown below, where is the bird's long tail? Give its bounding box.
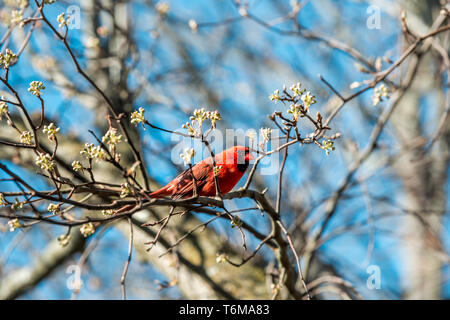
[148,186,171,198]
[113,186,171,215]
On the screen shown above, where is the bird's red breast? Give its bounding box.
[149,146,253,199]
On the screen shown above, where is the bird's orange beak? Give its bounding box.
[247,152,254,161]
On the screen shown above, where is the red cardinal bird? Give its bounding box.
[149,146,254,199]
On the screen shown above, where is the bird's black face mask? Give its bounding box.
[236,149,250,172]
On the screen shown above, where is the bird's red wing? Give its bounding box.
[171,161,213,199]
